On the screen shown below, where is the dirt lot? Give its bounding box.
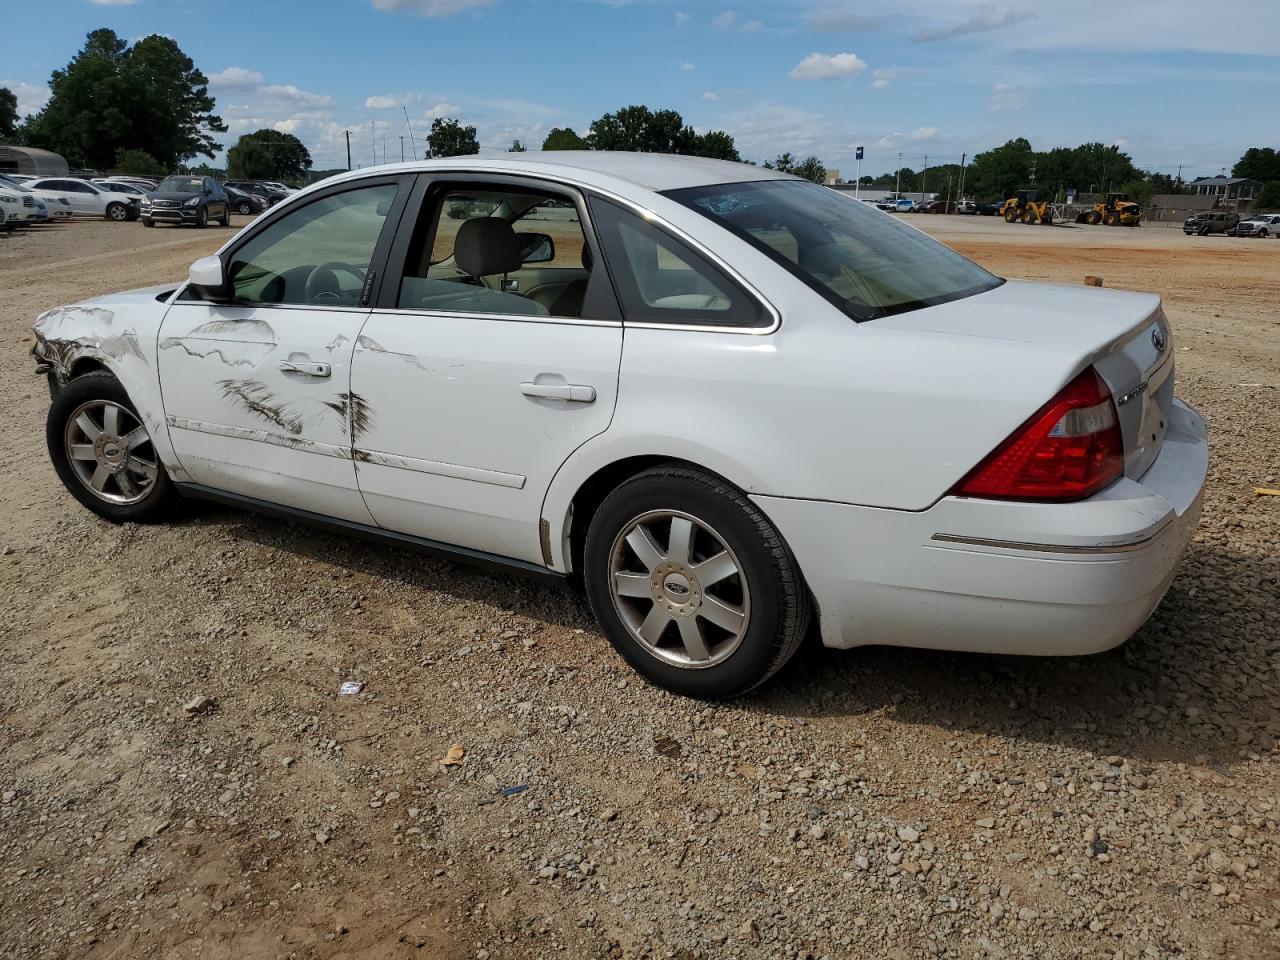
[1,215,1277,960]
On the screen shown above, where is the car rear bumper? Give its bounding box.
[754,399,1208,656]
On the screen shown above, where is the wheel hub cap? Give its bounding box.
[64,399,159,505]
[608,510,750,670]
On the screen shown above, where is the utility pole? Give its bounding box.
[399,136,406,162]
[345,130,352,171]
[921,154,928,203]
[958,152,967,200]
[896,152,902,197]
[371,122,376,167]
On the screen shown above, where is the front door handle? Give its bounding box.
[520,382,596,403]
[279,360,332,378]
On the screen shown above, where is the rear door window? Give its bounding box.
[588,197,765,328]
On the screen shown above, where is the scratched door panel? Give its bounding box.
[350,312,622,564]
[157,302,373,523]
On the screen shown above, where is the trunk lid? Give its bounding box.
[882,279,1175,480]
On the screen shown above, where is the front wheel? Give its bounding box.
[195,207,208,229]
[583,465,811,699]
[142,218,155,228]
[106,202,129,222]
[219,206,231,227]
[46,372,178,522]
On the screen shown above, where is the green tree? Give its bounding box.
[225,136,274,180]
[113,147,166,178]
[23,29,223,169]
[693,130,739,161]
[427,118,479,157]
[965,138,1034,201]
[764,152,797,173]
[508,139,526,152]
[792,156,828,183]
[226,129,311,180]
[0,87,18,140]
[541,126,588,150]
[1233,147,1280,183]
[1256,181,1280,211]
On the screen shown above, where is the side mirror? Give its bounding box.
[517,231,555,264]
[188,255,230,301]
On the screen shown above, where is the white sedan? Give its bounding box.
[31,153,1207,697]
[0,184,39,227]
[25,177,140,221]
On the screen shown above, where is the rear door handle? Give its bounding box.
[279,360,331,378]
[520,382,596,403]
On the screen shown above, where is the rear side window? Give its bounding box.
[589,197,765,328]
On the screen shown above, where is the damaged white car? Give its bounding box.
[34,153,1208,698]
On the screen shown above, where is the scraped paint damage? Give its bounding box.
[322,391,376,442]
[218,378,307,435]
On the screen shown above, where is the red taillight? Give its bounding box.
[953,368,1124,502]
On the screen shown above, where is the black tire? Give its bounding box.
[582,464,811,699]
[106,202,129,223]
[219,205,230,227]
[195,207,208,229]
[237,201,253,216]
[1259,229,1269,238]
[1198,225,1209,236]
[46,371,178,523]
[142,217,155,228]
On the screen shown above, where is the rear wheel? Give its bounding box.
[583,465,811,699]
[106,202,128,222]
[46,372,177,523]
[237,201,253,215]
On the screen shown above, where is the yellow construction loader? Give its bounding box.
[999,190,1054,225]
[1075,192,1142,226]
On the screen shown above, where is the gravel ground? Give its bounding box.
[1,216,1277,960]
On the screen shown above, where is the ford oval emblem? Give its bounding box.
[1151,326,1167,352]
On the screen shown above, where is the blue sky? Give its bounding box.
[3,0,1277,178]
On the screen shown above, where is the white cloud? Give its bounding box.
[789,52,868,81]
[870,67,898,90]
[674,10,689,27]
[877,126,940,148]
[914,4,1035,42]
[702,91,721,101]
[711,10,736,29]
[208,67,264,90]
[262,84,333,109]
[741,19,763,32]
[1,80,51,117]
[680,61,696,71]
[365,94,404,109]
[809,9,882,32]
[989,81,1028,112]
[370,0,493,15]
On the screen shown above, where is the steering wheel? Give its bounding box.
[304,261,367,304]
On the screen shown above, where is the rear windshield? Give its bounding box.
[666,179,1002,320]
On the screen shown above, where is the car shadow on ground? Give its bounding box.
[194,503,1273,768]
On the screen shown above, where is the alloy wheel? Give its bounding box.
[608,510,750,669]
[63,400,159,505]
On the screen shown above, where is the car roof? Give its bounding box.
[322,151,800,195]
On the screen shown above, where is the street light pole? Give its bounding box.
[896,152,902,197]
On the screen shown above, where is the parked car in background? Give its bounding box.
[25,177,140,221]
[224,180,288,206]
[94,180,154,201]
[259,181,300,196]
[0,175,74,221]
[222,184,269,216]
[892,198,916,212]
[920,200,956,214]
[975,203,999,216]
[94,176,158,192]
[31,153,1207,698]
[141,176,231,228]
[1230,213,1280,237]
[0,185,39,228]
[1183,210,1238,236]
[956,200,977,215]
